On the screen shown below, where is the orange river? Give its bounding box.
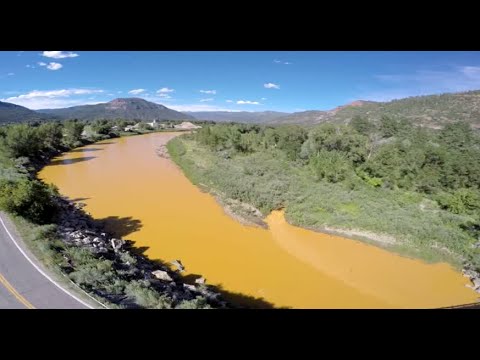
[38,132,479,308]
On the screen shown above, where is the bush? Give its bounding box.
[124,281,173,309]
[0,124,41,159]
[309,150,352,183]
[0,178,57,224]
[436,188,480,215]
[175,296,212,309]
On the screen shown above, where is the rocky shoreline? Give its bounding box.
[155,143,171,159]
[462,263,480,294]
[52,194,229,308]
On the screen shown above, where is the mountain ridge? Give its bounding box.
[2,90,480,128]
[38,98,195,121]
[0,101,52,123]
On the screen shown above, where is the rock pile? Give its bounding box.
[463,265,480,293]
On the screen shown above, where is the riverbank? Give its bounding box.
[167,134,480,296]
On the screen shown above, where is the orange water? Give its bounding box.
[39,132,479,308]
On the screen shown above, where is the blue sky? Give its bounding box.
[1,51,480,112]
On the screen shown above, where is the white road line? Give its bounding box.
[0,214,95,309]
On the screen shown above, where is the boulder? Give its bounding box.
[152,270,173,282]
[463,268,479,279]
[170,259,185,272]
[473,278,480,290]
[111,238,126,252]
[183,284,196,292]
[195,277,206,284]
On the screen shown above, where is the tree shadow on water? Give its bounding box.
[50,156,96,166]
[95,216,143,238]
[69,197,90,202]
[181,273,280,309]
[69,148,104,153]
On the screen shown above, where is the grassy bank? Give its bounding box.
[167,124,480,269]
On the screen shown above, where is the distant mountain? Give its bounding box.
[186,111,290,123]
[4,90,480,129]
[39,98,195,121]
[0,101,51,124]
[268,91,480,129]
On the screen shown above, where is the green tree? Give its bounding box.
[309,150,352,183]
[63,120,84,147]
[37,122,63,151]
[0,124,41,159]
[350,116,374,136]
[379,115,400,138]
[439,122,473,151]
[0,179,57,224]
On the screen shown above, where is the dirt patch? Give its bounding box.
[320,225,397,245]
[215,196,268,229]
[198,187,267,229]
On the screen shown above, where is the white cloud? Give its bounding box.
[128,88,146,95]
[47,62,62,70]
[261,97,267,100]
[42,51,79,59]
[226,100,233,103]
[26,64,34,68]
[1,88,104,109]
[274,59,292,65]
[117,91,123,93]
[7,73,14,76]
[237,100,260,105]
[38,62,63,70]
[200,98,214,102]
[168,104,242,112]
[158,93,172,99]
[200,89,217,94]
[264,82,280,89]
[157,87,175,93]
[460,66,480,78]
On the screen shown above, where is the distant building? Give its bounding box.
[147,119,159,128]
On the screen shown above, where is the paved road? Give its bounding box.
[0,212,93,309]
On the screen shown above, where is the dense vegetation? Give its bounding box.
[168,117,480,270]
[0,119,213,308]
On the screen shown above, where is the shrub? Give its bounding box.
[0,178,57,224]
[175,296,212,309]
[124,281,173,309]
[309,150,352,183]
